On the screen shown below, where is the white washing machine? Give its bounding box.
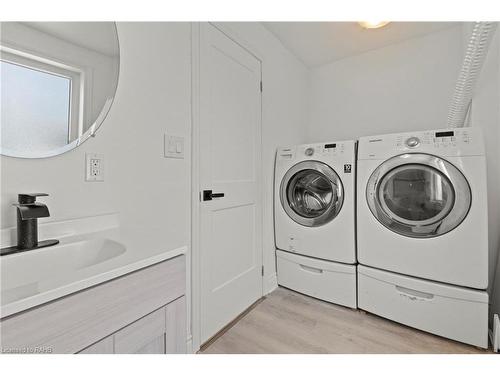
[357,127,489,348]
[274,140,357,308]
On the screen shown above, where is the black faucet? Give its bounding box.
[0,193,59,256]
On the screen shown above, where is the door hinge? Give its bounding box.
[260,81,263,92]
[261,265,264,277]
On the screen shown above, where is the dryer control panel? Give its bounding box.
[358,128,484,160]
[395,130,472,150]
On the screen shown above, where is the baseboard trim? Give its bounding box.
[186,335,194,354]
[491,314,499,352]
[264,272,278,295]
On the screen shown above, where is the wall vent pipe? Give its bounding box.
[447,22,497,128]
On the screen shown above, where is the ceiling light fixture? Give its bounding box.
[358,21,390,29]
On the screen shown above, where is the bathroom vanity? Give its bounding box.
[0,215,188,354]
[1,255,186,354]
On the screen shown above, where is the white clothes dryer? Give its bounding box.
[357,127,489,348]
[357,128,488,289]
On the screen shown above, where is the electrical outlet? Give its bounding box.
[86,153,104,182]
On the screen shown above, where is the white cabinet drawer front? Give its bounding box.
[357,265,488,348]
[114,307,166,354]
[1,255,185,354]
[276,250,357,308]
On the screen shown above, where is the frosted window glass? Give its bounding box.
[1,60,71,154]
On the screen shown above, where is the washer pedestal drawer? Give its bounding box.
[358,265,488,348]
[276,250,357,308]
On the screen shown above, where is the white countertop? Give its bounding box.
[0,214,187,318]
[1,244,186,318]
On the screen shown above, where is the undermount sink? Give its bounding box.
[1,238,126,304]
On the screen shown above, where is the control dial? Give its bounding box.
[405,137,420,148]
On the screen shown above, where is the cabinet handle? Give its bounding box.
[395,285,434,301]
[299,264,324,274]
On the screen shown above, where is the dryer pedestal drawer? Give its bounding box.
[276,250,357,308]
[358,265,488,348]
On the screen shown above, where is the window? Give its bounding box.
[0,48,83,155]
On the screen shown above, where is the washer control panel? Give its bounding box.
[277,147,296,160]
[305,147,315,156]
[277,140,355,162]
[299,142,347,157]
[321,142,346,156]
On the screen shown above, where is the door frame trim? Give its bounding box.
[190,22,264,352]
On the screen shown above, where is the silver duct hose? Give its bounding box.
[447,22,498,128]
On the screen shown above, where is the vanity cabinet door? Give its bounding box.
[114,307,167,354]
[165,296,187,354]
[79,336,114,354]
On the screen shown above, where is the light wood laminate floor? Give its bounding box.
[201,287,487,354]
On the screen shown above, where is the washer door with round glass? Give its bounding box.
[366,153,471,238]
[280,161,344,227]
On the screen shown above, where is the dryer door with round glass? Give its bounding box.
[280,161,344,227]
[366,153,471,238]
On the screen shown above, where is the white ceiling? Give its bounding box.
[263,22,461,67]
[23,22,119,57]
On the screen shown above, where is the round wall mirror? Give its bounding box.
[0,22,120,158]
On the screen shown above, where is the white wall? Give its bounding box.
[217,23,310,294]
[1,23,192,251]
[307,26,464,142]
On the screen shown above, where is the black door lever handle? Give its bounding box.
[203,190,225,201]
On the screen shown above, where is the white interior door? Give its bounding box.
[198,24,263,343]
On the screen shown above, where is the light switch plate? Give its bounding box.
[86,153,104,182]
[164,134,185,159]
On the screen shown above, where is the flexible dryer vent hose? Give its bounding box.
[447,22,498,128]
